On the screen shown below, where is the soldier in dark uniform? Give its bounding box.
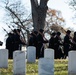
[48,32,56,49]
[72,32,76,50]
[6,29,26,59]
[0,33,3,48]
[37,29,48,58]
[33,31,38,48]
[28,31,38,47]
[28,30,38,58]
[54,32,62,59]
[6,33,14,59]
[0,41,3,46]
[63,30,72,58]
[28,33,34,46]
[13,29,26,51]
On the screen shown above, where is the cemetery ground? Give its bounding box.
[0,59,68,75]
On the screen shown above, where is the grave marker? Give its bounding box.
[13,50,26,75]
[27,46,36,63]
[38,58,54,75]
[0,49,8,68]
[68,51,76,75]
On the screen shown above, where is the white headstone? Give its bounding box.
[13,50,26,75]
[0,49,8,68]
[44,48,54,59]
[68,51,76,75]
[38,58,54,75]
[27,46,36,63]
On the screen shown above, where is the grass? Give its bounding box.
[0,59,68,75]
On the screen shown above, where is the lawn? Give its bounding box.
[0,59,68,75]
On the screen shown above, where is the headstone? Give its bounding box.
[0,49,8,68]
[27,46,36,63]
[13,50,26,75]
[44,48,54,59]
[68,51,76,75]
[38,58,54,75]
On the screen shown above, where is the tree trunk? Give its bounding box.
[30,0,48,31]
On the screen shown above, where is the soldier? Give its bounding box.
[6,29,26,59]
[72,32,76,50]
[28,33,34,46]
[54,32,63,59]
[6,33,14,59]
[28,30,38,58]
[48,32,56,49]
[28,31,38,47]
[63,30,72,58]
[13,29,26,51]
[0,41,3,46]
[36,29,48,58]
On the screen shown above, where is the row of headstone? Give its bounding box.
[0,47,76,75]
[13,47,54,75]
[0,47,54,75]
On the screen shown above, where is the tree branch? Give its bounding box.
[5,6,25,28]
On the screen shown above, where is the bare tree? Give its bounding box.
[68,0,76,24]
[1,0,32,42]
[30,0,48,31]
[1,0,66,43]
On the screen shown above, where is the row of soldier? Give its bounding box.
[28,29,76,59]
[6,28,76,59]
[6,29,26,59]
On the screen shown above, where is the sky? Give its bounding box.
[47,0,76,29]
[0,0,76,48]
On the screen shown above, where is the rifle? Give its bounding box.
[2,27,8,34]
[7,25,13,31]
